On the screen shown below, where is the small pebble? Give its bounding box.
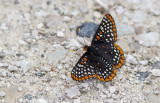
[126,55,138,64]
[0,91,6,97]
[56,31,65,37]
[150,69,160,76]
[109,86,116,94]
[153,91,159,95]
[8,65,19,72]
[0,52,5,58]
[66,86,80,98]
[23,33,30,39]
[74,98,80,103]
[79,6,88,14]
[25,94,33,100]
[137,72,149,81]
[18,87,23,92]
[63,16,71,22]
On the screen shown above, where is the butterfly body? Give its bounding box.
[71,14,125,82]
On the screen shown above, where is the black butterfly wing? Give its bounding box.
[71,52,96,81]
[95,55,116,81]
[91,14,117,46]
[93,41,124,69]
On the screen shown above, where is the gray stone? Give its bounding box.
[116,39,131,52]
[116,20,135,35]
[47,46,68,66]
[133,10,147,23]
[23,33,30,39]
[150,69,160,76]
[19,60,30,73]
[0,86,28,102]
[136,32,160,46]
[66,86,80,98]
[8,65,19,72]
[76,22,98,37]
[0,91,6,97]
[151,62,160,69]
[25,94,33,100]
[97,83,104,89]
[129,42,141,52]
[126,55,138,64]
[136,72,149,81]
[80,6,88,14]
[147,94,160,103]
[63,16,71,22]
[139,60,148,66]
[109,86,116,94]
[74,98,80,103]
[0,52,5,58]
[18,87,23,92]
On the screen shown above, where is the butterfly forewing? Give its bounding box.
[92,14,117,46]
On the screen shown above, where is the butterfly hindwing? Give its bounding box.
[71,52,96,81]
[95,56,116,81]
[92,14,117,46]
[112,43,124,68]
[93,41,124,69]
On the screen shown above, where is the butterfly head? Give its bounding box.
[83,45,88,51]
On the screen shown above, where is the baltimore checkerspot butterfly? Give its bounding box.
[71,14,124,82]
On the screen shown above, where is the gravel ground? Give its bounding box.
[0,0,160,103]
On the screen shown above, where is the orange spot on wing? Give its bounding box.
[75,77,78,81]
[115,37,117,41]
[113,25,116,28]
[113,69,116,74]
[96,35,100,40]
[106,14,110,17]
[120,50,123,55]
[81,77,85,80]
[118,63,122,67]
[111,73,115,77]
[108,16,111,19]
[79,78,82,81]
[116,46,121,50]
[99,30,102,34]
[109,76,112,80]
[81,61,84,64]
[114,44,118,46]
[73,75,76,79]
[102,46,105,48]
[105,78,109,81]
[113,28,116,31]
[83,57,87,61]
[120,59,124,64]
[89,75,92,78]
[113,65,115,68]
[100,78,104,81]
[97,75,101,80]
[121,55,124,60]
[112,21,115,24]
[115,65,119,68]
[110,18,113,21]
[85,75,88,79]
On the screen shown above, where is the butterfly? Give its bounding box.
[71,14,124,82]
